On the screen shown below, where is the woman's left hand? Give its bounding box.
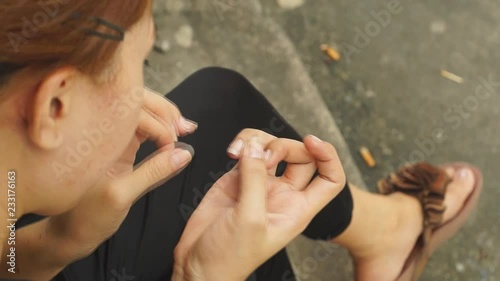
[173,130,346,281]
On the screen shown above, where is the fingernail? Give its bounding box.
[227,139,244,156]
[170,148,193,168]
[457,168,472,180]
[248,137,264,159]
[175,142,195,157]
[309,135,322,144]
[180,117,198,132]
[264,149,273,162]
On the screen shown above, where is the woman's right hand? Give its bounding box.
[46,89,197,262]
[173,133,346,281]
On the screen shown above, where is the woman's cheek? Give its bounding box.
[116,103,131,120]
[114,109,141,153]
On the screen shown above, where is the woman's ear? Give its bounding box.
[27,68,75,150]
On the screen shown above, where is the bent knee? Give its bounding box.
[187,67,257,103]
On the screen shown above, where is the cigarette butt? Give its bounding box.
[360,146,376,168]
[440,70,464,84]
[320,44,341,61]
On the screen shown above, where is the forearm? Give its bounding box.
[0,218,80,280]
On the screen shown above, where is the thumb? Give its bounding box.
[118,142,194,203]
[237,137,268,217]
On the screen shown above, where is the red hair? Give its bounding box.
[0,0,150,84]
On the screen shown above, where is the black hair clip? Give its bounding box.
[84,16,125,42]
[65,12,125,42]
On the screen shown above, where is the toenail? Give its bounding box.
[456,168,473,180]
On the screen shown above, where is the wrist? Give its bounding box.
[46,218,97,264]
[172,251,206,281]
[179,252,248,281]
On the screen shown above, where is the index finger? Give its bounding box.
[136,110,177,148]
[144,87,198,137]
[266,138,314,167]
[266,138,316,190]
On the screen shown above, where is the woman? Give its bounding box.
[0,1,482,280]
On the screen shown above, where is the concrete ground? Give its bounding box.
[149,0,499,280]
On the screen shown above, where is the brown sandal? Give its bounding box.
[377,162,483,281]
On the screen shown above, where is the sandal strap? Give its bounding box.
[377,162,452,245]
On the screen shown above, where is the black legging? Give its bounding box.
[21,67,353,281]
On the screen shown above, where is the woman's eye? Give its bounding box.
[144,59,150,67]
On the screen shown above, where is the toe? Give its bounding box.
[442,167,475,222]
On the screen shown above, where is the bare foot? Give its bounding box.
[353,167,475,281]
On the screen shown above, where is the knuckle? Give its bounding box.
[268,139,284,151]
[238,129,276,142]
[173,244,187,261]
[317,145,337,163]
[260,131,277,143]
[319,170,338,184]
[166,97,180,109]
[238,128,258,138]
[338,174,347,187]
[103,183,130,211]
[171,107,181,120]
[326,142,339,157]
